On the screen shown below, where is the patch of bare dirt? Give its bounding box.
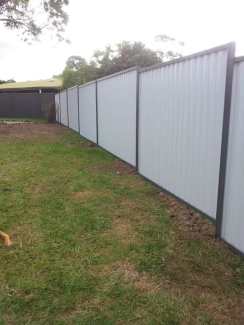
[79,141,97,148]
[158,191,215,240]
[112,160,137,176]
[88,159,136,176]
[237,299,244,324]
[0,123,66,140]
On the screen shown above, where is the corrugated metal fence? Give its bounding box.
[59,90,68,127]
[67,87,79,132]
[222,57,244,255]
[97,68,138,166]
[78,81,97,143]
[55,42,244,257]
[139,48,229,220]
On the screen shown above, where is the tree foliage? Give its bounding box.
[62,56,98,89]
[0,0,69,40]
[0,79,15,84]
[61,39,183,88]
[93,42,163,77]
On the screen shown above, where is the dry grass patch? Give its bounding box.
[112,218,136,245]
[0,123,66,141]
[72,190,94,202]
[72,189,114,203]
[26,183,51,198]
[114,261,160,293]
[87,158,137,176]
[10,222,43,248]
[100,261,161,294]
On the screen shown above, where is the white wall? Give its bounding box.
[78,82,97,143]
[67,87,79,132]
[138,50,228,219]
[97,69,137,166]
[222,60,244,253]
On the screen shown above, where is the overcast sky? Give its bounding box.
[0,0,244,81]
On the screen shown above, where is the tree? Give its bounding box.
[0,79,15,84]
[93,46,115,77]
[0,0,69,40]
[92,42,161,78]
[60,37,183,88]
[66,56,87,71]
[93,40,182,78]
[155,34,184,60]
[62,56,98,88]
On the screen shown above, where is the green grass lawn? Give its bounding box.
[0,123,243,325]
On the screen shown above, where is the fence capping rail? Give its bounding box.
[140,42,235,73]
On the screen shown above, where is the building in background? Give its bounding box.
[0,79,62,120]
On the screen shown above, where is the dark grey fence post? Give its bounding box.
[216,42,235,238]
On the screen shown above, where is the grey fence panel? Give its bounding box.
[222,59,244,254]
[97,68,137,166]
[138,48,229,219]
[60,90,68,126]
[55,93,60,122]
[67,87,79,132]
[78,82,97,143]
[0,93,47,118]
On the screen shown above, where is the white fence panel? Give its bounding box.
[97,68,137,166]
[55,93,60,122]
[60,90,68,126]
[67,87,79,132]
[222,59,244,254]
[78,82,97,143]
[138,48,229,219]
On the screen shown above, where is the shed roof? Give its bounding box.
[0,79,62,91]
